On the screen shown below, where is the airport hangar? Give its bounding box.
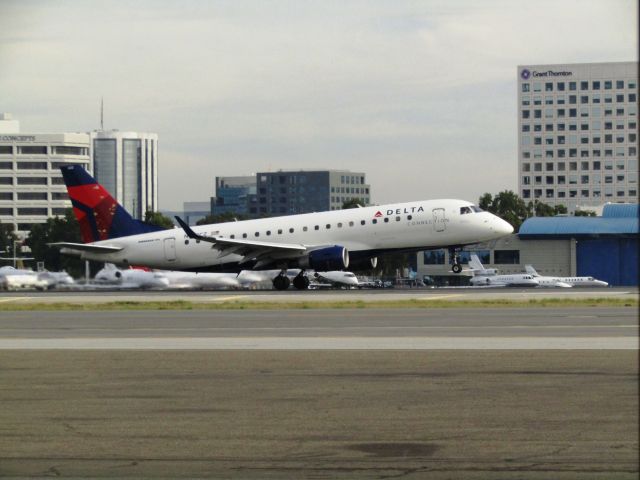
[417,203,639,287]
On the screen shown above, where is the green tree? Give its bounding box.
[479,191,530,232]
[144,210,174,229]
[527,200,568,217]
[196,212,248,225]
[24,209,95,277]
[0,222,16,260]
[341,198,363,209]
[479,192,567,232]
[574,209,597,217]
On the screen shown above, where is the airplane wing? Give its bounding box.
[48,242,124,254]
[175,216,307,262]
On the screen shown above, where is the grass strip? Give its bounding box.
[0,297,637,311]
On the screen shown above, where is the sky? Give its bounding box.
[0,0,637,211]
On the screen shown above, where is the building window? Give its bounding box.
[423,249,445,265]
[494,250,520,264]
[17,146,47,155]
[0,146,12,154]
[17,207,48,216]
[17,192,48,200]
[17,177,47,185]
[52,146,87,156]
[0,161,12,169]
[17,162,47,170]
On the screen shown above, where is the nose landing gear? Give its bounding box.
[449,248,462,274]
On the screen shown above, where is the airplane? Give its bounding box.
[467,254,539,288]
[0,266,49,290]
[312,271,359,289]
[52,165,514,291]
[37,270,76,289]
[94,263,171,289]
[524,265,608,287]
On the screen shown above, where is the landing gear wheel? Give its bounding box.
[293,274,310,290]
[273,275,291,291]
[452,263,462,274]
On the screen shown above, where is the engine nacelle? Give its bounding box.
[348,257,378,271]
[301,245,349,271]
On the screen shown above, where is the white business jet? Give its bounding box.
[524,265,608,287]
[467,254,539,288]
[52,165,513,291]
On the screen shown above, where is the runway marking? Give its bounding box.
[210,295,249,302]
[416,294,463,301]
[0,337,635,350]
[0,297,29,304]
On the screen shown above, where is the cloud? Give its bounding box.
[0,0,636,209]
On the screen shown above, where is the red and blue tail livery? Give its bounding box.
[60,164,163,243]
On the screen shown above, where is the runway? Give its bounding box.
[0,307,636,349]
[1,293,637,478]
[0,286,637,304]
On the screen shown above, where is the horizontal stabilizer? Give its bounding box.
[48,242,123,254]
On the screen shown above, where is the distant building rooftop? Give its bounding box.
[519,204,639,238]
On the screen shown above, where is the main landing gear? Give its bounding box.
[449,247,462,274]
[272,270,310,290]
[272,271,290,291]
[293,271,310,290]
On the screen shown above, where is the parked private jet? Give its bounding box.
[94,264,258,289]
[524,265,608,287]
[467,254,539,287]
[52,165,513,290]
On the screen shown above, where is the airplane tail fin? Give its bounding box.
[524,265,539,276]
[60,164,165,243]
[468,254,485,271]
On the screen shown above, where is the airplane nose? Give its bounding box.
[491,216,513,235]
[500,219,514,235]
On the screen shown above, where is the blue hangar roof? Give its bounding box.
[518,204,639,238]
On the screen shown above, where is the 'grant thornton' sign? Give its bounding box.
[520,68,573,80]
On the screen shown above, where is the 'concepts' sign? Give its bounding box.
[0,135,36,141]
[520,68,573,80]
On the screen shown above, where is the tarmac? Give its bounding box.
[0,288,637,478]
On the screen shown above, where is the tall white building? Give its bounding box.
[518,62,638,211]
[91,130,158,219]
[0,114,91,236]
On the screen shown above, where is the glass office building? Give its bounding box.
[518,62,638,212]
[91,130,158,219]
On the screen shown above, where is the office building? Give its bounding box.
[90,129,158,219]
[257,170,370,216]
[518,62,638,212]
[0,113,91,236]
[211,176,258,217]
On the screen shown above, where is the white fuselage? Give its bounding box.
[68,199,513,272]
[470,274,540,288]
[535,276,608,287]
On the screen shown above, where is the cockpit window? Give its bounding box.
[471,205,484,213]
[460,206,472,215]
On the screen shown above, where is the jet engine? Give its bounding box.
[300,245,349,271]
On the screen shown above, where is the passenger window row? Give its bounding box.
[184,214,415,243]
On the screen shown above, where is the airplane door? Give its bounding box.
[432,208,446,232]
[163,238,177,262]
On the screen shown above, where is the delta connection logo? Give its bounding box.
[374,211,383,218]
[520,68,531,80]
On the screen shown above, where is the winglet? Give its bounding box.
[175,216,204,241]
